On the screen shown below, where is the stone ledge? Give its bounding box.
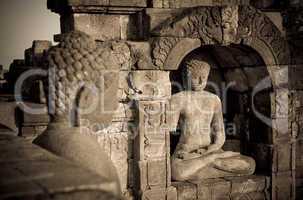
[0,134,118,200]
[151,0,250,8]
[48,0,147,14]
[172,175,270,200]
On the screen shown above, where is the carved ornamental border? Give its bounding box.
[151,5,290,72]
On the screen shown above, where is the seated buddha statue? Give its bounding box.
[169,52,256,181]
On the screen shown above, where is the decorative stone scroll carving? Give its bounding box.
[151,37,182,69]
[152,6,223,42]
[222,6,239,45]
[151,5,290,69]
[237,6,290,65]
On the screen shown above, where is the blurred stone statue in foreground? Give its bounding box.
[169,52,256,181]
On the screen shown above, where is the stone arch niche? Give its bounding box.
[170,45,272,154]
[151,5,293,200]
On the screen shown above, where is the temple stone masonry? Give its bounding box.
[0,0,303,200]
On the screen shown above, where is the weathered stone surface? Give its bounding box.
[0,134,119,200]
[0,102,17,133]
[150,0,249,8]
[172,181,197,200]
[130,70,171,100]
[33,127,122,196]
[20,126,47,139]
[173,175,268,200]
[224,175,270,194]
[127,41,154,70]
[196,178,231,200]
[231,192,267,200]
[297,139,303,177]
[48,0,147,11]
[272,143,295,172]
[32,40,52,66]
[61,14,139,41]
[93,131,133,193]
[147,160,167,186]
[272,171,295,200]
[134,99,172,199]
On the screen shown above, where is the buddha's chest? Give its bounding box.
[182,99,215,124]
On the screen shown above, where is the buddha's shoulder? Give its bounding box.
[171,91,221,102]
[171,91,187,98]
[202,91,221,102]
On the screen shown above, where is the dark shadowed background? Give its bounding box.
[0,0,60,69]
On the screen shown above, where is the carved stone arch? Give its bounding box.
[151,5,290,88]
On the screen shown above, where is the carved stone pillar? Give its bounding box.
[130,70,177,200]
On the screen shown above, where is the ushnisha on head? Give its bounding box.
[182,52,211,91]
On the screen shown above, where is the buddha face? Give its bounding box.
[182,58,211,91]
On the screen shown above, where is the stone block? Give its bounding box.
[109,0,147,7]
[269,65,289,89]
[32,40,52,66]
[272,171,295,200]
[150,0,249,8]
[231,191,267,200]
[20,126,47,142]
[94,132,131,193]
[127,41,154,70]
[196,178,231,200]
[173,175,269,200]
[224,175,270,195]
[24,48,33,66]
[172,181,197,200]
[271,88,289,119]
[113,102,136,121]
[0,101,17,133]
[22,111,49,125]
[290,65,303,90]
[271,118,290,142]
[147,160,167,187]
[142,188,168,200]
[167,186,178,200]
[151,0,164,8]
[145,8,183,31]
[272,143,295,173]
[58,0,110,6]
[62,14,139,41]
[130,70,171,100]
[0,135,119,199]
[48,0,147,10]
[297,139,303,174]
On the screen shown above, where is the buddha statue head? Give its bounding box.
[182,52,211,91]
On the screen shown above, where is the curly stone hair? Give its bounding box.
[182,51,211,79]
[44,31,121,122]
